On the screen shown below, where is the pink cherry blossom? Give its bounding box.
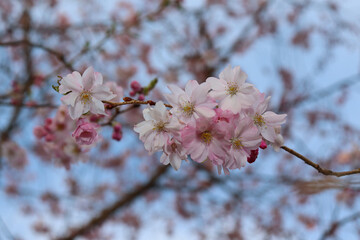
[206,65,255,113]
[134,101,181,154]
[33,126,47,139]
[223,116,262,169]
[34,106,91,169]
[72,118,100,145]
[164,80,216,124]
[2,141,28,169]
[59,67,116,119]
[106,81,124,102]
[247,96,287,143]
[160,139,188,170]
[180,116,228,165]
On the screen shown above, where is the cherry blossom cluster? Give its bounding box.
[49,65,286,174]
[33,106,100,169]
[34,67,124,169]
[134,66,287,174]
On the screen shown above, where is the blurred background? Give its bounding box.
[1,0,360,239]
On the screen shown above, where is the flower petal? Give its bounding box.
[263,112,287,126]
[185,80,199,96]
[61,92,78,107]
[59,72,82,93]
[169,153,182,170]
[82,67,95,90]
[68,100,85,119]
[195,106,215,118]
[191,82,211,104]
[90,97,105,115]
[91,85,115,101]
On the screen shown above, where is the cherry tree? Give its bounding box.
[0,0,360,239]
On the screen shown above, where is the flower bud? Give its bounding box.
[72,119,99,145]
[45,134,55,142]
[130,81,142,92]
[138,94,145,101]
[247,149,259,163]
[129,91,136,97]
[33,126,47,139]
[259,140,267,149]
[113,123,122,132]
[112,131,122,141]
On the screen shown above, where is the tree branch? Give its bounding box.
[55,165,168,240]
[281,146,360,177]
[319,211,360,240]
[0,39,74,71]
[103,99,172,108]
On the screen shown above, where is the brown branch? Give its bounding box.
[55,165,168,240]
[1,9,34,168]
[319,211,360,240]
[103,99,173,108]
[281,146,360,177]
[0,39,74,71]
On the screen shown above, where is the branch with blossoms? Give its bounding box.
[44,65,360,176]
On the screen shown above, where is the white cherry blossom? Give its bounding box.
[206,65,255,113]
[134,101,181,154]
[59,67,115,119]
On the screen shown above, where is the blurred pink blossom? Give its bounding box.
[72,118,100,145]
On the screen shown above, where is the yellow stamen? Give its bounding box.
[200,131,212,144]
[231,138,243,149]
[253,113,265,127]
[153,121,166,132]
[226,82,239,96]
[80,91,92,104]
[182,102,195,117]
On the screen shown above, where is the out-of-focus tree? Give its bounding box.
[0,0,360,239]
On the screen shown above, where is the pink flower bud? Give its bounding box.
[45,118,52,126]
[113,123,122,132]
[259,140,267,149]
[89,114,102,122]
[45,134,55,142]
[129,91,136,97]
[72,119,99,145]
[112,123,123,141]
[112,131,122,141]
[130,81,142,92]
[33,126,47,139]
[138,94,145,101]
[247,149,259,163]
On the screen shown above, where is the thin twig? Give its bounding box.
[319,211,360,240]
[0,40,74,71]
[103,100,173,108]
[281,146,360,177]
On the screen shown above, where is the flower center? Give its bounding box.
[253,113,265,127]
[182,102,195,117]
[226,82,239,96]
[80,91,92,104]
[154,121,166,132]
[231,138,243,149]
[200,131,212,144]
